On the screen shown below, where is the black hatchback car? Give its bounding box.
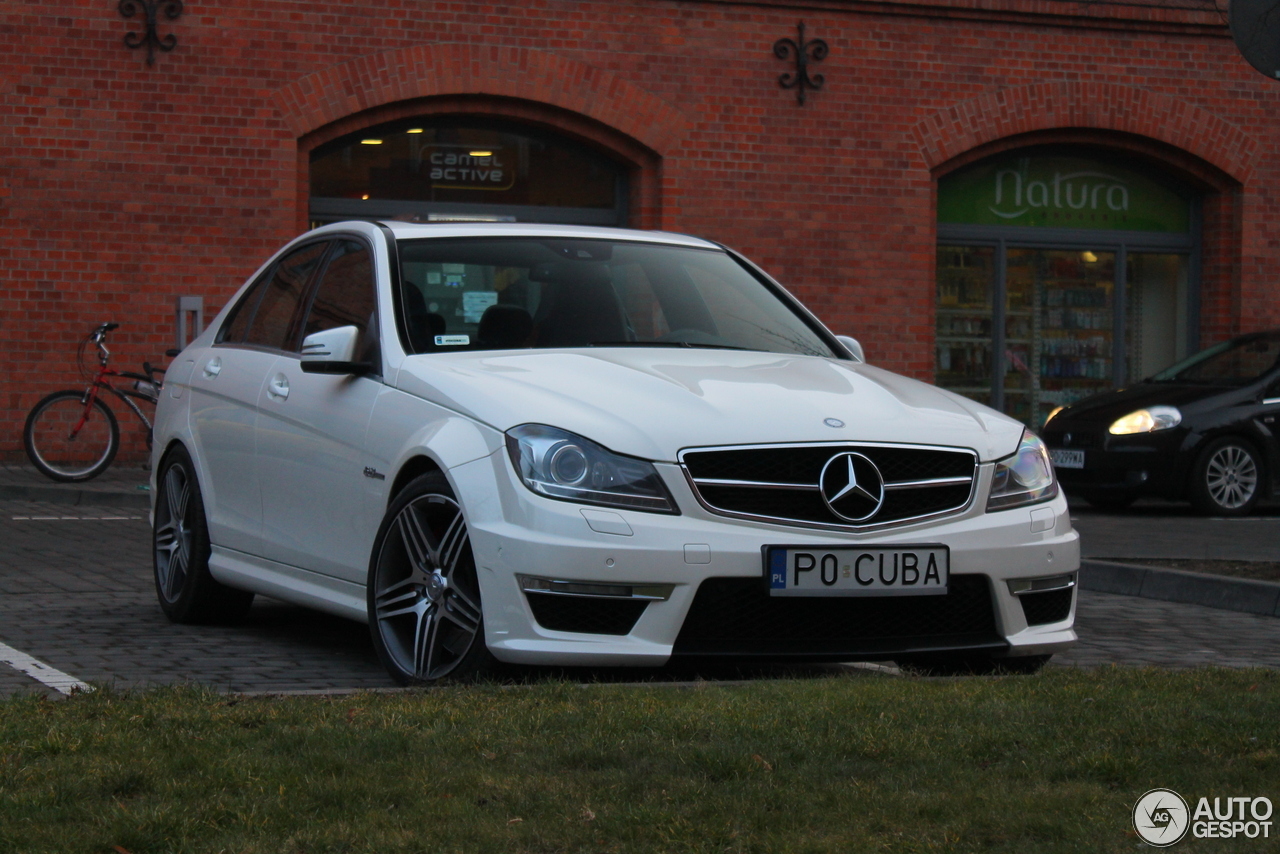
[1043,330,1280,515]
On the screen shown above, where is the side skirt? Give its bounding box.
[208,545,368,623]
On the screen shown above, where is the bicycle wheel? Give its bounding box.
[24,390,120,482]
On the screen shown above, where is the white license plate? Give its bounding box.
[1049,449,1085,469]
[765,545,949,597]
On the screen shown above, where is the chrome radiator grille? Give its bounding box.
[679,443,978,529]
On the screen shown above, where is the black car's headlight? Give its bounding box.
[986,429,1059,511]
[505,424,677,513]
[1108,405,1182,435]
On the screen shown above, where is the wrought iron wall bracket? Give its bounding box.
[119,0,184,66]
[773,21,828,105]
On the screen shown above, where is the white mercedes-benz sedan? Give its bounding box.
[151,220,1078,683]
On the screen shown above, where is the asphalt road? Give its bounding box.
[2,499,1279,699]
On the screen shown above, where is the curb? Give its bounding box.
[0,484,151,509]
[1080,559,1280,618]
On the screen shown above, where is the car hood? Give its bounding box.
[1052,381,1238,424]
[393,349,1026,463]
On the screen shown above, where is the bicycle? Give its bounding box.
[23,322,170,482]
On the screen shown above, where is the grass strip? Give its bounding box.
[1,667,1276,853]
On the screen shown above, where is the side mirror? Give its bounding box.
[300,326,371,375]
[836,335,865,363]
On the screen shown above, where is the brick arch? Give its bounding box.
[272,43,689,152]
[912,82,1258,184]
[271,43,689,230]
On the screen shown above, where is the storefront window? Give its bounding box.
[309,120,627,226]
[936,149,1197,427]
[936,246,995,407]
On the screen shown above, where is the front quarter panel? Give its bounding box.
[363,384,506,506]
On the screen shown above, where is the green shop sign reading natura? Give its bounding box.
[938,155,1190,233]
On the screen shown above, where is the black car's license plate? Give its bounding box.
[764,545,949,597]
[1049,449,1085,469]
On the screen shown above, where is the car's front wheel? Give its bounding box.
[1190,437,1262,516]
[367,473,495,685]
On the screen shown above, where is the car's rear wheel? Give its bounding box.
[153,445,255,623]
[1190,437,1262,516]
[368,473,495,685]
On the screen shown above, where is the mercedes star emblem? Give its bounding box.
[819,452,886,522]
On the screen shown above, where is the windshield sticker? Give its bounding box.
[434,335,470,346]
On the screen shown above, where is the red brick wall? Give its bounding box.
[2,0,1275,462]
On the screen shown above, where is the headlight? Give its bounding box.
[987,429,1058,511]
[505,424,677,513]
[1044,406,1064,427]
[1108,406,1182,435]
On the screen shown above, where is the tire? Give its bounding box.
[1190,437,1262,517]
[24,390,120,482]
[153,445,255,623]
[368,473,495,685]
[897,653,1051,676]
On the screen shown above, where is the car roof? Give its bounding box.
[371,220,721,250]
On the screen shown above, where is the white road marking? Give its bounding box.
[0,641,92,695]
[10,516,144,521]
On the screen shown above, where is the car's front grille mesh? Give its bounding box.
[672,574,1001,657]
[681,443,977,528]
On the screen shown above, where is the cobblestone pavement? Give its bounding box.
[1,499,1277,698]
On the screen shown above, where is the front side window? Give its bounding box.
[221,242,329,350]
[395,238,837,358]
[303,240,377,360]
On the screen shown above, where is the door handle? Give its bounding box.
[202,357,222,379]
[268,375,290,400]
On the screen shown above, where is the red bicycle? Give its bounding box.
[23,322,169,482]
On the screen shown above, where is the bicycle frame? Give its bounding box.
[74,326,163,438]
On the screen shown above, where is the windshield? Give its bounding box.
[395,237,838,357]
[1150,332,1280,385]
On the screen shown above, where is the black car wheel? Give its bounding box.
[154,445,256,623]
[367,473,496,685]
[1190,437,1262,516]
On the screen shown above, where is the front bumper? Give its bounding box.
[1046,425,1187,498]
[451,448,1079,666]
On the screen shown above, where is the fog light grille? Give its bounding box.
[525,592,648,635]
[1019,588,1074,626]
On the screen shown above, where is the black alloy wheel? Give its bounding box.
[367,472,495,685]
[153,445,255,623]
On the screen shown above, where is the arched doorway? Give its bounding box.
[935,146,1199,427]
[308,117,629,227]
